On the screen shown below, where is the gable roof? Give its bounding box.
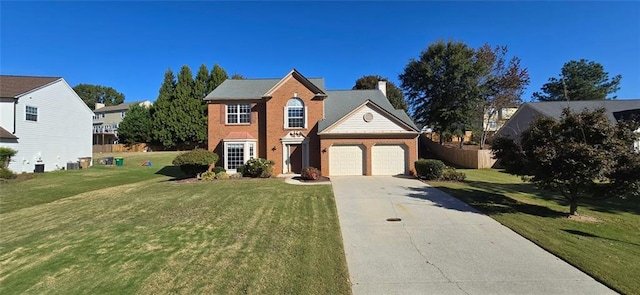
[204,70,326,101]
[262,69,327,98]
[318,89,418,133]
[0,126,18,139]
[526,100,640,124]
[0,75,61,98]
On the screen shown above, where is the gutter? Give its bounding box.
[13,98,18,134]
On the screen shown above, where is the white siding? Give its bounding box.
[1,79,93,172]
[0,98,16,130]
[328,104,410,134]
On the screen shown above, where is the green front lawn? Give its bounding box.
[431,169,640,295]
[0,152,351,294]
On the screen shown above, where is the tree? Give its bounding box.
[117,104,151,146]
[399,40,485,147]
[353,75,407,111]
[532,59,622,101]
[476,44,530,149]
[231,73,245,80]
[172,65,207,149]
[194,64,210,99]
[492,108,640,215]
[209,63,228,91]
[73,84,125,109]
[150,69,177,149]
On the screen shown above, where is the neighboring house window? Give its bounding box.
[223,141,256,171]
[226,104,251,124]
[121,111,126,118]
[285,98,306,128]
[25,106,38,122]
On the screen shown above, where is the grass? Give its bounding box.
[430,169,640,295]
[0,152,351,294]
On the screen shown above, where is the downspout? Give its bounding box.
[13,98,18,134]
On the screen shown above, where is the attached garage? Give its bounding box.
[329,145,364,175]
[372,144,407,175]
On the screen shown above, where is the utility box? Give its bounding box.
[78,157,92,169]
[67,161,80,170]
[34,163,45,173]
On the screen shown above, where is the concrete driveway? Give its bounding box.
[331,176,614,295]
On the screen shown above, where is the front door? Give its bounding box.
[288,144,302,173]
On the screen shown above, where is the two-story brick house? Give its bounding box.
[205,69,419,177]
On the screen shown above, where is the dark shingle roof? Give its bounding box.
[0,75,61,98]
[204,78,326,101]
[527,100,640,124]
[0,126,18,139]
[318,89,418,132]
[94,102,135,112]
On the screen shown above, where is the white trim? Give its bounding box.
[280,134,309,173]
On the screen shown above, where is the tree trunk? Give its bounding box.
[569,199,579,215]
[459,137,464,149]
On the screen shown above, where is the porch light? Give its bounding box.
[272,146,277,151]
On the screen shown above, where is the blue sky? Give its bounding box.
[1,1,639,103]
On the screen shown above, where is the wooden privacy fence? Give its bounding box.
[422,137,497,169]
[93,144,148,153]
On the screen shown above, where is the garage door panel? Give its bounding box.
[330,145,364,176]
[372,145,406,175]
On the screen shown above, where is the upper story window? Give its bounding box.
[285,98,305,129]
[227,104,251,124]
[121,110,126,118]
[25,105,38,122]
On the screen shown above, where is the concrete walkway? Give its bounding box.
[331,176,614,295]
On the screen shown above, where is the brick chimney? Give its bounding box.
[377,81,387,98]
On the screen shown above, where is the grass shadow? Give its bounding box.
[154,166,189,180]
[434,185,567,218]
[562,229,640,247]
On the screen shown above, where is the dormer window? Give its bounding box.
[285,98,306,129]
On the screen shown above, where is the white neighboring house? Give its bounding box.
[0,75,93,172]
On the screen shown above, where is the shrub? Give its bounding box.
[243,158,274,178]
[215,172,229,180]
[0,167,16,179]
[236,165,245,174]
[212,166,226,174]
[172,149,219,177]
[415,159,445,180]
[230,172,243,179]
[0,147,17,169]
[301,166,320,180]
[200,171,216,180]
[491,136,528,175]
[441,168,466,181]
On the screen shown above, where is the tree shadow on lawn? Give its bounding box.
[465,178,640,216]
[154,165,189,180]
[428,185,567,218]
[562,229,640,247]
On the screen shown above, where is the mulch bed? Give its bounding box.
[292,176,331,183]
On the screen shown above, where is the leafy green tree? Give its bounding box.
[475,44,530,149]
[231,73,245,80]
[353,75,407,111]
[73,84,125,109]
[150,69,177,149]
[533,59,622,101]
[117,104,151,146]
[400,40,485,146]
[209,63,228,91]
[493,108,640,215]
[172,65,207,149]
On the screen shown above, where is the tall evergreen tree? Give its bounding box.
[172,65,207,149]
[209,63,228,91]
[117,104,151,146]
[150,69,177,149]
[231,73,245,80]
[194,64,210,99]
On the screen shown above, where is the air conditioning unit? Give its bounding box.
[67,161,80,170]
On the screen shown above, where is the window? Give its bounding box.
[121,111,126,118]
[223,141,256,171]
[226,104,251,124]
[25,106,38,122]
[285,98,305,128]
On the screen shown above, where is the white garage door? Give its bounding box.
[329,145,364,175]
[372,145,406,175]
